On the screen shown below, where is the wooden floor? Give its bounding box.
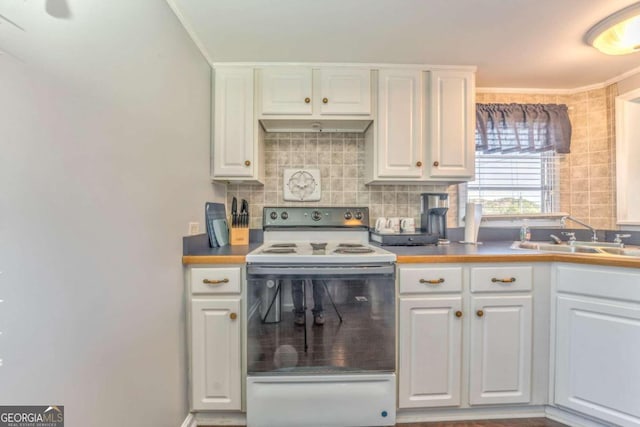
[205,418,568,427]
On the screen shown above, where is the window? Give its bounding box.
[467,103,571,216]
[467,151,561,215]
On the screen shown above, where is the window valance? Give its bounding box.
[476,103,572,154]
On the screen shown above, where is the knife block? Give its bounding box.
[230,227,249,245]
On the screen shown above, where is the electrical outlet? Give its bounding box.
[188,222,200,235]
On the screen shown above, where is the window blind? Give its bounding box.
[467,151,561,215]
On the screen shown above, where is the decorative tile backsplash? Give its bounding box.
[227,132,455,229]
[477,84,617,229]
[228,85,618,230]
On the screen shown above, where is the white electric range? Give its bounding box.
[245,207,397,427]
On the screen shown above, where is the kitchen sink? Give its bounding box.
[597,247,640,257]
[511,241,640,257]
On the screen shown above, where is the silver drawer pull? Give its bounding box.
[203,278,230,285]
[419,278,445,285]
[491,277,516,283]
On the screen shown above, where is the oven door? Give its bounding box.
[246,263,396,375]
[246,263,397,427]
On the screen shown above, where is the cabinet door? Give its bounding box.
[318,68,371,115]
[428,70,475,179]
[212,68,255,178]
[260,67,313,115]
[469,295,532,405]
[399,297,462,408]
[555,295,640,426]
[377,69,423,178]
[191,298,241,410]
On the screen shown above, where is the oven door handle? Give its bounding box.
[247,264,395,277]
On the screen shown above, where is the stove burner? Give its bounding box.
[333,247,375,254]
[262,248,296,254]
[310,242,327,250]
[270,243,297,248]
[337,243,365,248]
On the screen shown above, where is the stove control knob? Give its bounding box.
[280,211,288,220]
[344,211,353,220]
[269,211,278,220]
[354,211,363,220]
[311,210,322,221]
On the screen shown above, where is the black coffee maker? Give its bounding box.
[420,193,449,242]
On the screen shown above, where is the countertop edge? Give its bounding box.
[182,255,248,265]
[183,253,640,268]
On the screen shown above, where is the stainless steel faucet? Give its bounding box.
[560,215,598,242]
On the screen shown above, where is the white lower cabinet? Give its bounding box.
[398,263,536,411]
[469,295,532,405]
[553,264,640,426]
[399,296,462,408]
[189,267,242,411]
[191,298,241,410]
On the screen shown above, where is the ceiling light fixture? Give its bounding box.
[585,2,640,55]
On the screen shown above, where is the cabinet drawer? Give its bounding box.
[470,266,532,292]
[400,266,462,294]
[556,264,640,302]
[191,267,241,294]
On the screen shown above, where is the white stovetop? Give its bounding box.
[246,230,396,264]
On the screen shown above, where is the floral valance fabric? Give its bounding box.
[476,103,572,154]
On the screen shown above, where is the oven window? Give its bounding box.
[246,276,395,375]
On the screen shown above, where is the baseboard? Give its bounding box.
[182,405,609,427]
[180,413,197,427]
[396,405,546,423]
[545,406,616,427]
[194,411,246,426]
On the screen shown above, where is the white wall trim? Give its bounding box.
[180,413,197,427]
[164,0,215,65]
[477,87,580,95]
[194,411,247,426]
[545,406,611,427]
[397,406,546,423]
[478,64,640,95]
[211,62,477,71]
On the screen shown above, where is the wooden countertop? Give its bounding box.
[181,237,640,269]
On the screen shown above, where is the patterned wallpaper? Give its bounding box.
[226,132,455,229]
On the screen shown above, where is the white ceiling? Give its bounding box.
[169,0,640,89]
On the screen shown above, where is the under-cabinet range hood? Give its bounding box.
[259,119,373,133]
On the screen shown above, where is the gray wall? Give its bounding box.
[0,1,222,426]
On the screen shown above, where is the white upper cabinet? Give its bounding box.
[318,68,371,115]
[427,70,475,179]
[364,67,476,184]
[210,63,475,184]
[374,69,423,179]
[260,67,313,115]
[259,67,372,117]
[212,67,263,183]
